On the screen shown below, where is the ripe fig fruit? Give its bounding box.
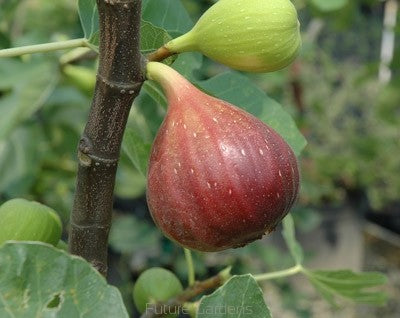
[0,198,62,246]
[164,0,301,72]
[133,267,183,317]
[146,62,300,252]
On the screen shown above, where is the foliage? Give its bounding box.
[197,275,272,318]
[0,215,387,317]
[298,47,400,209]
[0,0,394,317]
[0,242,128,318]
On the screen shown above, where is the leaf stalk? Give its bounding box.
[0,39,88,58]
[253,264,303,282]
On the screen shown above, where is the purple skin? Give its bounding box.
[146,65,299,252]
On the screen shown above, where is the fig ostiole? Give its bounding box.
[164,0,301,72]
[146,62,300,252]
[0,198,62,246]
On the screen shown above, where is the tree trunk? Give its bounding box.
[69,0,144,276]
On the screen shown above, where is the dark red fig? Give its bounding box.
[146,62,299,252]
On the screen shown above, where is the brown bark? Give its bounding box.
[69,0,145,276]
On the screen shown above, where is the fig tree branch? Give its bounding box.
[140,264,304,317]
[140,267,231,318]
[69,0,145,276]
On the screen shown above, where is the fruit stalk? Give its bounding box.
[69,0,144,276]
[0,38,88,58]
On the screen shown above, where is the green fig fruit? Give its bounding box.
[165,0,301,72]
[133,267,183,317]
[0,198,62,246]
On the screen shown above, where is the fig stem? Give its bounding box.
[164,31,197,54]
[184,248,195,286]
[146,62,188,94]
[253,264,303,282]
[147,31,197,62]
[0,38,88,58]
[147,45,174,62]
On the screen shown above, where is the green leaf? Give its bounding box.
[197,275,272,318]
[173,52,203,81]
[122,127,152,176]
[122,91,165,175]
[0,0,19,23]
[197,72,307,156]
[0,242,128,318]
[78,3,175,53]
[282,214,304,265]
[143,81,167,108]
[0,31,10,50]
[142,0,193,37]
[141,20,176,65]
[115,160,147,199]
[305,269,388,306]
[309,0,348,12]
[0,59,58,141]
[0,126,44,197]
[130,88,166,139]
[141,20,172,54]
[78,0,99,46]
[109,215,161,255]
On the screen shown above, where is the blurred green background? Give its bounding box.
[0,0,399,317]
